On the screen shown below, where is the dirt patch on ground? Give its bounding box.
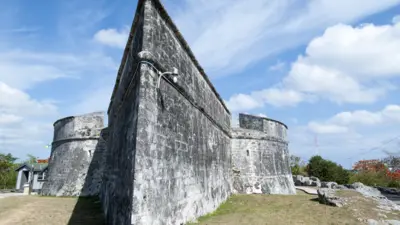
[0,196,105,225]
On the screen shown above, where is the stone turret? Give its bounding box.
[231,113,296,195]
[41,112,105,196]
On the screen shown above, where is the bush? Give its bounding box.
[387,180,400,188]
[349,171,388,186]
[306,155,350,184]
[291,164,308,176]
[290,155,308,176]
[350,170,400,188]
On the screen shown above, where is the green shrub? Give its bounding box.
[306,155,350,184]
[387,180,400,188]
[291,165,308,176]
[350,171,400,188]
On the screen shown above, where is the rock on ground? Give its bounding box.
[348,182,400,212]
[317,188,347,207]
[293,175,321,187]
[368,219,400,225]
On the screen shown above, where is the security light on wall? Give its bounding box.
[157,67,179,89]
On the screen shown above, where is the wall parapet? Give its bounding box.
[108,0,230,116]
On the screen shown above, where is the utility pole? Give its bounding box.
[314,135,320,156]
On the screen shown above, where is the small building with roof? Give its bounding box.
[15,162,48,193]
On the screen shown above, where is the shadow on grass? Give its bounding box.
[67,197,105,225]
[66,128,110,225]
[66,113,136,225]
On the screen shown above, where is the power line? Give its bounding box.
[347,134,400,160]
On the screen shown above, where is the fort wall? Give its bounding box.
[102,0,232,224]
[231,114,296,195]
[41,112,104,196]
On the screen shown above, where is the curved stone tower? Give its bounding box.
[231,113,296,195]
[41,112,105,197]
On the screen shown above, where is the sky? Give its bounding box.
[0,0,400,168]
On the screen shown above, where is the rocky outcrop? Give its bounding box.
[293,175,321,187]
[348,183,400,212]
[317,188,348,207]
[367,219,400,225]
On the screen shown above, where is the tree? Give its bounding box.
[353,160,386,172]
[306,155,349,184]
[24,154,38,165]
[290,155,307,176]
[0,153,18,189]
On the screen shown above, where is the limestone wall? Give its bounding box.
[41,112,104,196]
[102,0,232,224]
[231,114,296,195]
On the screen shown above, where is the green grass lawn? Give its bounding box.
[187,191,380,225]
[2,190,399,225]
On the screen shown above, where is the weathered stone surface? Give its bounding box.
[41,112,105,197]
[293,175,321,187]
[231,114,296,195]
[321,181,338,189]
[347,183,400,212]
[368,219,400,225]
[317,188,347,207]
[102,0,231,224]
[335,184,348,190]
[310,176,320,182]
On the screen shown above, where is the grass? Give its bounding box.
[0,195,105,225]
[187,190,400,225]
[1,190,400,225]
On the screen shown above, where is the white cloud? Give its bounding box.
[393,15,400,24]
[254,88,310,107]
[291,104,400,166]
[225,93,263,112]
[0,50,117,90]
[225,87,312,112]
[0,82,57,116]
[0,114,22,124]
[308,122,349,134]
[94,27,129,48]
[70,79,113,116]
[269,61,286,71]
[283,60,387,104]
[170,0,400,75]
[308,104,400,135]
[0,82,58,159]
[304,23,400,80]
[226,20,400,108]
[257,113,267,118]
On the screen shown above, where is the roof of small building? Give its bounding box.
[15,163,48,172]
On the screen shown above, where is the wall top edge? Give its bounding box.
[53,111,105,127]
[239,113,288,129]
[108,0,231,115]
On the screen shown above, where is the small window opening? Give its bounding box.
[246,150,250,156]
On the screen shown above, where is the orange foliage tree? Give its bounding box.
[353,159,400,181]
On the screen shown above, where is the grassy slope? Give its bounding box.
[187,191,395,225]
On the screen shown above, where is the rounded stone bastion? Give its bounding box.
[231,113,296,195]
[41,111,106,197]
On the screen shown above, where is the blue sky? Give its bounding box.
[1,0,400,168]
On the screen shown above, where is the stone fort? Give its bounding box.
[41,0,295,224]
